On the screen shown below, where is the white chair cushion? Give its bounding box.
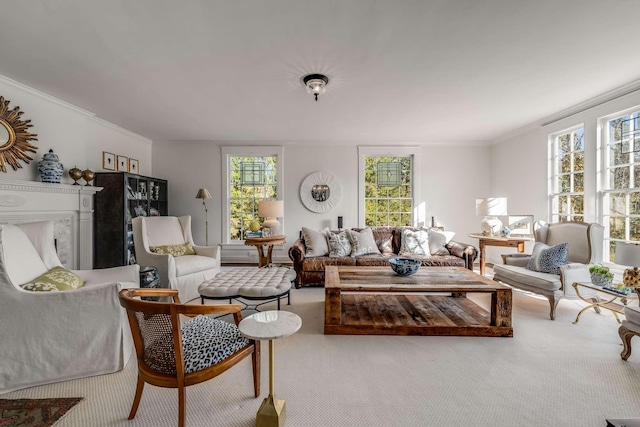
[175,255,219,277]
[493,264,561,292]
[199,267,295,298]
[1,225,49,286]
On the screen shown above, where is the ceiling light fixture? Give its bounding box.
[303,74,329,101]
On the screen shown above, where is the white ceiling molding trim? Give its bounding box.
[0,74,95,117]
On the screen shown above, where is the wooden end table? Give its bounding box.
[244,235,286,267]
[468,233,534,276]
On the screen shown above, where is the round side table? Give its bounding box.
[238,310,302,427]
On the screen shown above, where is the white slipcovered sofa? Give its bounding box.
[0,221,139,393]
[132,215,221,302]
[493,220,604,320]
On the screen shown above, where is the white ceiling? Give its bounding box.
[1,0,639,145]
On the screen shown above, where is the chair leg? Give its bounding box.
[548,295,559,320]
[128,376,145,420]
[619,325,636,361]
[178,385,186,427]
[252,341,261,397]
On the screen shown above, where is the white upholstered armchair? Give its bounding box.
[132,215,221,302]
[0,221,139,394]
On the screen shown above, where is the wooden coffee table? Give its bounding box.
[324,266,513,337]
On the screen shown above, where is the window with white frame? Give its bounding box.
[602,109,640,260]
[549,127,585,223]
[222,146,282,243]
[358,147,420,227]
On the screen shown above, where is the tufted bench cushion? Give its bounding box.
[198,267,295,300]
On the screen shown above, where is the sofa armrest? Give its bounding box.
[288,239,306,263]
[502,253,531,267]
[446,241,478,270]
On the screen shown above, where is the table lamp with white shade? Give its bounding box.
[615,242,640,267]
[259,200,284,236]
[476,197,508,236]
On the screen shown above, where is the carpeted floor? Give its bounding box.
[3,279,640,426]
[0,397,82,427]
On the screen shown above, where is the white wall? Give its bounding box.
[489,87,640,264]
[0,75,151,184]
[153,141,492,263]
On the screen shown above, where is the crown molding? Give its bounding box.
[88,116,152,145]
[0,74,95,117]
[492,79,640,144]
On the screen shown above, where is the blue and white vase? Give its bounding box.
[37,149,64,183]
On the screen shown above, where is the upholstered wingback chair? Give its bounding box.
[0,221,139,394]
[493,220,604,320]
[132,215,220,302]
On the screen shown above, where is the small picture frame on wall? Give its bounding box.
[102,151,116,171]
[117,155,128,172]
[129,158,139,174]
[508,215,534,237]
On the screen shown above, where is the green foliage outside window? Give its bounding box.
[364,156,412,227]
[551,129,584,223]
[229,156,277,241]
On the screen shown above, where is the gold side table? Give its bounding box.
[238,310,302,427]
[572,281,638,324]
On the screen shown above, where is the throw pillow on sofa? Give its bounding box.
[302,227,330,257]
[21,266,85,292]
[326,230,351,257]
[428,230,455,256]
[347,228,381,257]
[526,242,569,274]
[400,228,430,256]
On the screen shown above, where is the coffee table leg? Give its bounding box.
[256,339,286,427]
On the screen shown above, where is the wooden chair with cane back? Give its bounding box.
[118,288,260,427]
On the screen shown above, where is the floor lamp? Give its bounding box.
[196,188,212,246]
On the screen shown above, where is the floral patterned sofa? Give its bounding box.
[288,226,478,288]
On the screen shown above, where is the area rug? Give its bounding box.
[0,397,82,427]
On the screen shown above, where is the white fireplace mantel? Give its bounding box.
[0,178,102,269]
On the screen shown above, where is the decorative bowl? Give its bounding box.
[389,257,421,276]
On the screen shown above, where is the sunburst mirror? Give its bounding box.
[0,96,38,173]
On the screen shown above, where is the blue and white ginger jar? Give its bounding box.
[37,149,64,184]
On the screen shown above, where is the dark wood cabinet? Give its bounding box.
[94,172,168,268]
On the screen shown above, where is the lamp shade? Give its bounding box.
[615,242,640,267]
[196,188,212,199]
[476,198,508,216]
[258,200,284,218]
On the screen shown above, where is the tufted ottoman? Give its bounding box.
[198,267,296,311]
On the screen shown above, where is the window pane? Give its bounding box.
[574,172,584,192]
[573,152,584,172]
[573,130,584,151]
[611,143,627,167]
[559,174,571,192]
[631,192,640,215]
[558,195,568,213]
[610,217,625,239]
[559,155,571,174]
[571,195,584,214]
[631,218,640,241]
[558,134,571,156]
[609,192,626,215]
[377,199,389,212]
[611,167,630,189]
